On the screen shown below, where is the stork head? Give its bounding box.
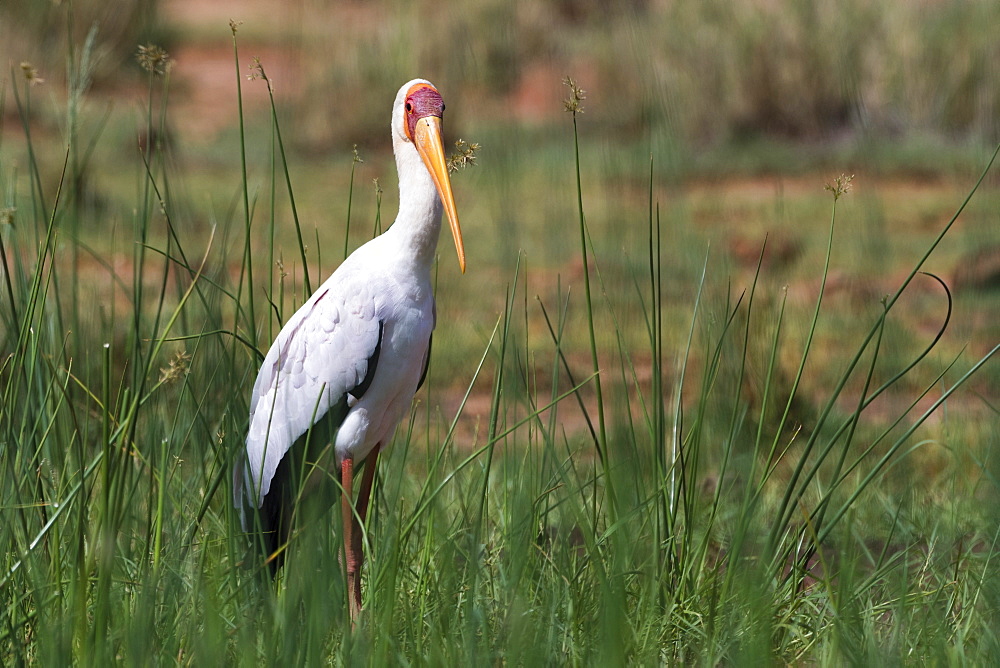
[392,79,466,273]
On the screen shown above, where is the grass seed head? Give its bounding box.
[136,44,172,76]
[247,56,263,82]
[247,56,274,93]
[825,173,855,201]
[563,76,585,114]
[19,62,44,86]
[159,350,191,385]
[448,139,481,173]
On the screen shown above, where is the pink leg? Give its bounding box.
[342,447,381,623]
[341,457,362,622]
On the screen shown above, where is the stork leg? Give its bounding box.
[341,457,362,621]
[341,447,381,622]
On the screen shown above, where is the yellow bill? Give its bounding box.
[413,116,466,273]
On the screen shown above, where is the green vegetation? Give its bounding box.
[2,2,999,664]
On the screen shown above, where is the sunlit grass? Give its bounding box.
[1,22,999,666]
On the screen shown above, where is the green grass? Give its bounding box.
[2,23,1000,666]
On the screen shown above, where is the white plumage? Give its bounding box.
[233,79,464,620]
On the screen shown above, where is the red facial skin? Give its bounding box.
[404,84,445,142]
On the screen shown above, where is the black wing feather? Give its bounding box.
[416,332,432,392]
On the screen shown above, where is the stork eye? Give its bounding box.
[441,103,446,112]
[405,102,413,113]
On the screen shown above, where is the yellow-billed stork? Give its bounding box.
[233,79,465,620]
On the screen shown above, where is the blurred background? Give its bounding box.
[6,0,999,147]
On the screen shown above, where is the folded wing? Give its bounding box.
[234,284,384,529]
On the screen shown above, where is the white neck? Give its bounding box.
[386,139,442,273]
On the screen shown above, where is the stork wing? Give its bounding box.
[234,284,383,520]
